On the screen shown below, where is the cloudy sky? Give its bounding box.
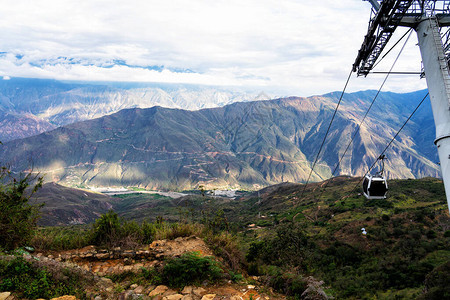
[0,0,427,96]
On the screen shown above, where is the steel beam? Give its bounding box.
[353,0,414,76]
[364,0,381,11]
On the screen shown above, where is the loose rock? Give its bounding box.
[181,286,193,295]
[163,294,184,300]
[193,287,207,297]
[149,285,169,297]
[0,292,11,300]
[50,296,77,300]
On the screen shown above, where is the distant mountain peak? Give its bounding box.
[254,91,271,101]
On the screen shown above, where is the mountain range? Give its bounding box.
[0,78,273,142]
[0,84,440,190]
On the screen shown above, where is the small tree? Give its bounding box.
[91,210,121,246]
[0,165,43,250]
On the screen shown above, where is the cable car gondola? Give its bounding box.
[362,155,388,200]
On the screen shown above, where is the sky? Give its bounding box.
[0,0,427,97]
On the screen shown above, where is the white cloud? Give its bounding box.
[0,0,428,96]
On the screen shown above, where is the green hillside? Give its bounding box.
[7,175,450,299]
[132,176,450,298]
[30,183,115,226]
[226,177,450,299]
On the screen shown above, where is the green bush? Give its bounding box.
[0,168,43,250]
[418,261,450,300]
[246,241,264,263]
[141,267,162,285]
[0,256,84,299]
[247,262,261,276]
[261,266,307,297]
[161,252,223,288]
[91,210,121,246]
[252,223,311,267]
[203,231,246,271]
[141,221,156,244]
[31,226,91,251]
[202,209,229,234]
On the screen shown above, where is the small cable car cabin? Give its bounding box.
[362,155,388,200]
[362,173,388,199]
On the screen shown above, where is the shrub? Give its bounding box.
[202,209,229,234]
[161,252,223,288]
[261,266,307,297]
[247,262,261,276]
[141,221,156,244]
[158,223,203,240]
[91,210,122,247]
[257,223,311,267]
[0,167,43,250]
[31,226,91,251]
[0,256,85,299]
[418,261,450,300]
[426,230,437,239]
[141,267,162,285]
[203,231,246,271]
[246,241,265,263]
[91,211,159,248]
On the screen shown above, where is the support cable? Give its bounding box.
[372,28,413,70]
[370,71,422,74]
[315,29,413,199]
[346,92,429,198]
[300,69,353,198]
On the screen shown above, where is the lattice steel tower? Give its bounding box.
[353,0,450,212]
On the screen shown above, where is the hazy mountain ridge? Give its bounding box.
[0,78,274,141]
[0,111,55,141]
[0,89,440,190]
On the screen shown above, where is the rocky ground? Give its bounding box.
[1,236,288,300]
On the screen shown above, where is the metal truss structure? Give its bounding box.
[353,0,450,76]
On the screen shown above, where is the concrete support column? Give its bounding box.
[416,17,450,212]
